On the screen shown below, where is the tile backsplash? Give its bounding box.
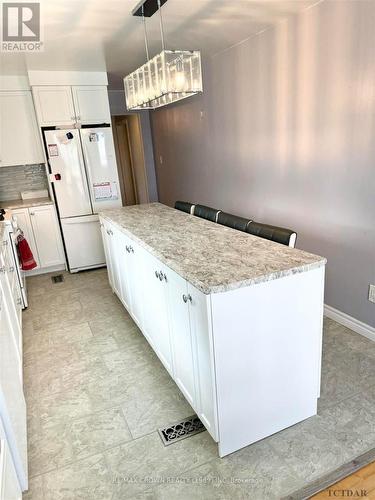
[0,164,48,201]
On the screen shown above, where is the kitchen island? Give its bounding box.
[100,203,326,457]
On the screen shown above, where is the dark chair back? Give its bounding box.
[246,221,297,247]
[175,201,194,214]
[217,212,252,232]
[193,204,221,222]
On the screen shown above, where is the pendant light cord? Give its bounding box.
[157,0,166,51]
[142,6,150,60]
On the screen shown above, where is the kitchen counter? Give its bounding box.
[0,198,54,209]
[100,202,326,294]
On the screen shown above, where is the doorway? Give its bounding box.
[112,114,150,206]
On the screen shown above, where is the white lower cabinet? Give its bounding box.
[11,204,65,273]
[0,422,22,500]
[0,230,27,493]
[99,213,325,458]
[101,222,144,328]
[28,206,65,268]
[100,216,218,441]
[141,252,173,374]
[166,270,196,406]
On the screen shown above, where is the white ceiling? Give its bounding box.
[0,0,317,89]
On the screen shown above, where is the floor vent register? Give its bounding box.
[51,274,64,284]
[158,415,205,446]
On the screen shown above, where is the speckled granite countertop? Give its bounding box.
[0,197,54,209]
[100,203,326,295]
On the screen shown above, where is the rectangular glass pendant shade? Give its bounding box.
[124,50,202,110]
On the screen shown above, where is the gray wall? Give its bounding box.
[150,0,375,328]
[108,90,158,202]
[0,164,48,201]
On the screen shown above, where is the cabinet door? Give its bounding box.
[141,252,173,373]
[0,432,22,500]
[188,284,218,440]
[32,86,75,126]
[100,219,114,289]
[72,86,111,125]
[11,209,40,269]
[105,223,121,299]
[126,242,144,329]
[167,269,196,406]
[29,205,65,268]
[0,91,44,167]
[0,284,27,489]
[115,232,132,310]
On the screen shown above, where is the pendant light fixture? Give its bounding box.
[124,0,203,110]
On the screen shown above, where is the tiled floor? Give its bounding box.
[22,269,375,499]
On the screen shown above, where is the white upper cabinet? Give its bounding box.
[32,86,76,126]
[33,85,111,127]
[0,91,44,167]
[72,86,111,125]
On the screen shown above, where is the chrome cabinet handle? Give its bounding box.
[130,246,134,253]
[106,229,110,235]
[30,212,35,216]
[158,271,163,281]
[155,270,160,279]
[163,272,167,282]
[9,266,15,272]
[183,294,192,303]
[126,246,131,253]
[0,267,6,274]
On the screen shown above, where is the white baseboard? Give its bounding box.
[324,304,375,342]
[24,264,66,277]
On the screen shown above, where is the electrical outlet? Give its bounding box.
[369,284,375,303]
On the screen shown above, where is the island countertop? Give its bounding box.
[100,203,326,295]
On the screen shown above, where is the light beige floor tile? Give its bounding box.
[70,407,132,461]
[31,300,88,333]
[266,415,349,482]
[47,322,93,345]
[73,334,119,357]
[28,423,75,477]
[101,341,160,375]
[38,387,94,429]
[121,380,193,439]
[42,453,113,500]
[23,474,44,500]
[23,269,375,500]
[133,441,302,500]
[86,372,134,410]
[105,431,218,497]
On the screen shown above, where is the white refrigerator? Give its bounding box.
[44,127,122,272]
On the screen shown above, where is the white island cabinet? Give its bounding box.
[99,203,326,457]
[0,222,27,494]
